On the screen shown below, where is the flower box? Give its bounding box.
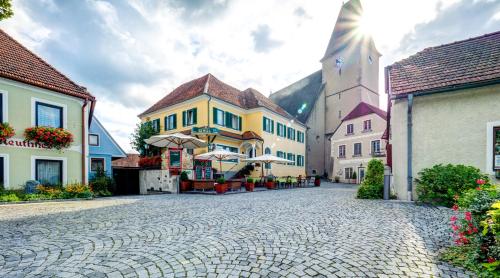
[24,127,73,150]
[0,123,15,142]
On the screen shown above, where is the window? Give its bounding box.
[36,102,63,128]
[89,134,99,146]
[363,120,372,131]
[35,159,62,186]
[347,124,354,135]
[287,153,295,165]
[0,92,3,123]
[150,119,160,133]
[345,167,353,179]
[371,140,381,154]
[338,110,342,119]
[213,108,225,126]
[368,55,373,64]
[90,158,105,172]
[169,149,181,168]
[165,114,177,130]
[287,127,296,140]
[215,144,239,162]
[276,151,285,158]
[183,108,197,127]
[494,127,500,170]
[297,131,305,143]
[297,155,304,167]
[263,117,274,133]
[224,111,242,131]
[338,145,346,158]
[277,123,286,137]
[265,147,272,169]
[353,143,362,156]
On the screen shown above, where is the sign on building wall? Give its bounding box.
[495,127,500,170]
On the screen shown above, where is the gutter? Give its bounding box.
[407,94,413,201]
[82,99,88,184]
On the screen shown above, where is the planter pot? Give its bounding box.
[215,184,227,195]
[245,182,255,192]
[314,179,321,186]
[180,181,191,192]
[265,181,275,189]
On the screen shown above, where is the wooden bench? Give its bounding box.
[192,180,215,191]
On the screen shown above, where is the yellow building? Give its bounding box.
[138,74,306,179]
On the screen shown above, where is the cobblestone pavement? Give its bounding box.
[0,183,474,277]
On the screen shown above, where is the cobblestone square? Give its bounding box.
[0,183,474,277]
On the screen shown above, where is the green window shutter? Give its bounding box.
[283,125,287,137]
[173,114,177,129]
[225,112,232,128]
[263,117,267,131]
[213,108,218,124]
[182,111,187,127]
[238,116,242,131]
[164,116,168,131]
[193,108,197,124]
[271,120,274,134]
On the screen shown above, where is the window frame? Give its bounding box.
[90,157,106,172]
[345,167,353,179]
[215,144,240,163]
[371,140,381,154]
[165,114,177,131]
[89,134,100,146]
[0,154,9,189]
[338,145,346,158]
[363,120,372,132]
[34,158,63,186]
[494,126,500,170]
[346,123,354,135]
[263,117,274,134]
[0,90,7,123]
[214,108,225,126]
[353,142,362,157]
[35,101,64,128]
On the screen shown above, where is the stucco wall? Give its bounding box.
[139,170,178,194]
[0,78,85,189]
[391,84,500,200]
[306,89,326,176]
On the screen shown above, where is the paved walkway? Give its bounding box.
[0,183,474,277]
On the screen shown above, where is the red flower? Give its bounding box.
[476,179,486,185]
[465,211,472,221]
[488,257,496,263]
[476,187,482,190]
[452,224,459,231]
[452,204,459,211]
[450,216,457,222]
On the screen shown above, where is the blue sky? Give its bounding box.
[1,0,499,152]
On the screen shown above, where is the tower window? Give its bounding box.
[368,56,373,64]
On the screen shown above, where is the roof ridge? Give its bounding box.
[0,28,89,96]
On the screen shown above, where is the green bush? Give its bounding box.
[0,193,20,202]
[90,168,115,197]
[357,159,384,199]
[180,171,189,181]
[416,164,489,207]
[246,178,254,183]
[459,185,499,215]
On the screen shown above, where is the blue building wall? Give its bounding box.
[88,117,126,179]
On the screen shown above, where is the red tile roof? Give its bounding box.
[0,29,94,101]
[139,74,293,120]
[112,154,140,168]
[387,31,500,96]
[342,102,387,122]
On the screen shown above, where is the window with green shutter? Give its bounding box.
[183,108,197,127]
[164,114,177,131]
[213,108,225,126]
[224,111,241,130]
[151,119,160,133]
[263,117,274,133]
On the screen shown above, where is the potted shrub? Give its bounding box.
[314,175,321,186]
[24,126,73,150]
[352,171,357,184]
[215,177,227,194]
[0,122,15,142]
[265,176,275,189]
[334,176,340,183]
[245,178,255,192]
[180,171,191,192]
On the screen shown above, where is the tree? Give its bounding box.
[357,159,385,199]
[130,121,159,156]
[0,0,13,21]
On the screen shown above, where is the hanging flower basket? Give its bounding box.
[0,123,15,142]
[24,127,74,150]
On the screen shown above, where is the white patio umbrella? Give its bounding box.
[243,154,295,177]
[145,133,207,148]
[196,149,247,178]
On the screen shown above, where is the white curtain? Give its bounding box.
[37,160,62,185]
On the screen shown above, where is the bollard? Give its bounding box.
[383,174,390,200]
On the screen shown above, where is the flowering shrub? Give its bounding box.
[36,185,62,198]
[63,183,93,199]
[24,127,73,150]
[0,122,15,141]
[441,179,500,276]
[416,164,489,207]
[138,155,162,168]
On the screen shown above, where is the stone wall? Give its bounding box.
[139,170,179,194]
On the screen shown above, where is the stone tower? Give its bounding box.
[270,0,380,178]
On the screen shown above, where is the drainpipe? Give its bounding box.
[207,94,212,152]
[81,99,88,184]
[407,94,414,201]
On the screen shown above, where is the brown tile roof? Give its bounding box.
[112,154,140,168]
[387,31,500,97]
[139,74,293,120]
[181,127,263,141]
[0,29,94,101]
[342,102,386,122]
